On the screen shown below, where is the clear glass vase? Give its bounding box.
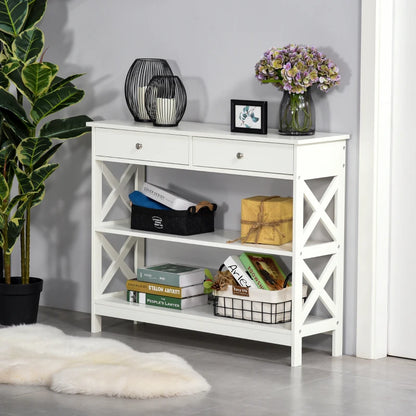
[278,89,315,135]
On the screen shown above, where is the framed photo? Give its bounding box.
[230,99,267,134]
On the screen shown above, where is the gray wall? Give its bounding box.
[31,0,360,355]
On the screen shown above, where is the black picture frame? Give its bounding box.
[230,99,267,134]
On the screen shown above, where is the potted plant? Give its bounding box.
[0,0,92,325]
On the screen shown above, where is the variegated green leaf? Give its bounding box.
[29,183,44,207]
[0,213,4,230]
[42,61,58,79]
[17,136,52,167]
[2,57,20,74]
[32,142,61,169]
[40,115,92,139]
[0,172,9,199]
[0,70,9,88]
[6,63,35,102]
[6,216,25,254]
[12,27,44,63]
[50,73,83,91]
[2,111,30,142]
[30,163,58,189]
[0,87,31,125]
[14,164,32,192]
[0,29,13,50]
[23,0,46,30]
[30,86,84,124]
[7,189,31,214]
[0,142,15,166]
[0,0,28,36]
[22,62,53,97]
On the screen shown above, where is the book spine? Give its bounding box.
[127,290,137,303]
[223,255,254,287]
[137,268,180,286]
[239,253,271,290]
[138,293,182,310]
[126,279,183,298]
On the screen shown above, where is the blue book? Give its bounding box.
[129,191,170,210]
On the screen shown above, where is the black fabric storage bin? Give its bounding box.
[131,204,217,235]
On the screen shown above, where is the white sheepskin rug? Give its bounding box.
[0,324,210,399]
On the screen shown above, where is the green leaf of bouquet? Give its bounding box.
[0,87,32,125]
[32,142,61,169]
[30,163,58,189]
[16,136,52,168]
[40,115,92,139]
[203,280,213,289]
[22,62,53,97]
[23,0,47,30]
[31,86,84,124]
[204,268,213,280]
[0,0,28,36]
[262,79,282,84]
[12,27,44,63]
[50,73,84,91]
[6,216,25,254]
[0,173,9,200]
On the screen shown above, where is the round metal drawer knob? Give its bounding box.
[236,152,244,159]
[136,143,143,150]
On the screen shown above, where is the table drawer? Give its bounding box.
[192,137,293,174]
[94,128,189,165]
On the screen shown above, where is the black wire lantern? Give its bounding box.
[124,58,173,122]
[144,75,187,127]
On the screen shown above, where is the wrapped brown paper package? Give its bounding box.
[240,196,293,245]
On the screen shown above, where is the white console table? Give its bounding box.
[89,120,349,366]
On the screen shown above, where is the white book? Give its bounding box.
[224,255,254,287]
[142,182,195,211]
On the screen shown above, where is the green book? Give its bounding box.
[137,263,205,287]
[136,293,208,310]
[239,253,288,291]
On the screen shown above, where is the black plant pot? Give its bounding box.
[0,277,43,325]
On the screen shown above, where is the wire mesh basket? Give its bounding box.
[213,285,307,324]
[213,295,293,324]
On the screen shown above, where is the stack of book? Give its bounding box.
[127,263,208,310]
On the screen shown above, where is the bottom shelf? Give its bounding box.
[93,292,337,346]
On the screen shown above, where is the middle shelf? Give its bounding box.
[95,219,339,259]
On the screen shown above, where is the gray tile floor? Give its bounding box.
[1,307,415,416]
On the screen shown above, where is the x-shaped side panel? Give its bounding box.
[302,177,339,247]
[101,163,136,221]
[301,254,337,324]
[98,234,136,293]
